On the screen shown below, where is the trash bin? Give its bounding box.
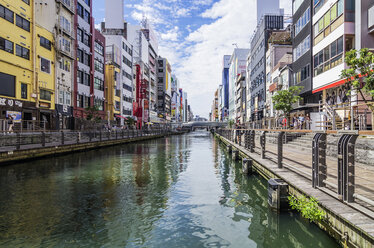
[268,178,289,210]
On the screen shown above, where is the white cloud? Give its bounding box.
[160,26,180,41]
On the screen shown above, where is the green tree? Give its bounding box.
[228,119,235,129]
[341,48,374,129]
[272,86,303,127]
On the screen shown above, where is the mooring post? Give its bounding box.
[260,131,267,159]
[61,131,64,145]
[77,132,81,144]
[89,131,92,142]
[42,131,46,147]
[250,130,255,153]
[277,132,285,168]
[99,130,102,141]
[242,158,253,175]
[232,149,239,161]
[312,132,327,188]
[16,132,20,150]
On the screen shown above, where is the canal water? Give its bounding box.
[0,131,338,247]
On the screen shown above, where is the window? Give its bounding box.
[0,4,14,23]
[77,28,83,42]
[84,0,90,6]
[84,10,90,24]
[22,0,30,4]
[59,37,70,53]
[62,0,70,7]
[94,77,104,91]
[77,4,83,17]
[40,89,52,101]
[77,70,83,84]
[16,15,30,32]
[65,92,71,106]
[59,90,64,104]
[294,65,310,84]
[293,35,310,61]
[84,96,90,108]
[314,36,344,76]
[83,33,90,46]
[21,83,27,99]
[94,98,104,111]
[60,16,71,33]
[59,58,71,72]
[0,37,13,54]
[40,58,51,73]
[77,49,83,62]
[83,73,90,86]
[40,36,51,50]
[0,72,15,97]
[83,52,90,66]
[16,45,29,60]
[94,59,104,73]
[294,7,310,37]
[95,42,103,55]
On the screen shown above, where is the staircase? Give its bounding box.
[317,101,345,130]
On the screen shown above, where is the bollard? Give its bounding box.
[227,145,232,153]
[260,131,267,159]
[107,131,110,140]
[41,131,46,147]
[61,131,64,145]
[77,132,81,144]
[16,132,21,150]
[99,130,102,141]
[232,150,239,161]
[242,158,253,175]
[89,131,92,142]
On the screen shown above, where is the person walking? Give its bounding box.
[7,115,14,133]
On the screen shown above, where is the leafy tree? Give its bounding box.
[86,106,101,122]
[125,117,136,128]
[272,86,303,127]
[341,48,374,129]
[228,119,235,129]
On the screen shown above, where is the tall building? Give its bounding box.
[74,0,94,122]
[222,55,230,121]
[105,45,121,124]
[218,84,223,121]
[311,0,353,106]
[157,57,172,122]
[228,49,249,122]
[257,0,282,23]
[35,0,75,129]
[102,0,134,125]
[291,0,317,111]
[250,14,284,121]
[93,30,106,119]
[141,19,159,123]
[171,74,181,122]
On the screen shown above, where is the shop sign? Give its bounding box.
[40,102,51,108]
[6,111,22,123]
[63,105,68,113]
[0,98,23,108]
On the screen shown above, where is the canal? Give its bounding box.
[0,131,339,247]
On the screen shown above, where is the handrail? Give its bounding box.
[220,128,374,136]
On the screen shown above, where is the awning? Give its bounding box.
[115,115,128,120]
[312,78,346,94]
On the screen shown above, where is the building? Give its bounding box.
[171,74,181,122]
[250,14,284,121]
[265,31,292,118]
[74,0,94,123]
[235,72,246,125]
[105,45,121,124]
[101,0,134,125]
[157,57,172,122]
[246,53,252,123]
[291,0,317,114]
[218,84,223,121]
[222,55,230,121]
[93,30,106,120]
[141,19,159,124]
[212,89,219,122]
[229,49,249,122]
[257,0,281,23]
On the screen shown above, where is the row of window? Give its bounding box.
[122,56,132,68]
[58,90,71,106]
[60,16,71,34]
[293,35,310,62]
[94,77,104,91]
[77,70,90,86]
[59,58,71,72]
[122,42,133,56]
[40,36,52,51]
[94,98,104,111]
[314,36,344,76]
[0,37,30,60]
[123,96,132,103]
[294,64,310,84]
[77,94,90,108]
[94,59,104,73]
[122,70,132,81]
[294,7,310,37]
[77,49,91,67]
[95,42,104,56]
[77,28,90,47]
[77,3,90,24]
[123,83,132,92]
[0,4,30,32]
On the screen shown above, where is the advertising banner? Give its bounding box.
[6,111,22,123]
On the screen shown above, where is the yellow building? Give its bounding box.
[105,64,121,123]
[0,0,55,129]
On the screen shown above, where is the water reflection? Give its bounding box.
[0,131,337,247]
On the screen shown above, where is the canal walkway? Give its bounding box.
[215,132,374,248]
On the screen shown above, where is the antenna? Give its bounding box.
[232,43,238,48]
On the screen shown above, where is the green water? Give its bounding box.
[0,131,338,247]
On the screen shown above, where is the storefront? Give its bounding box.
[55,104,74,130]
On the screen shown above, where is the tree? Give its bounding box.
[272,86,303,128]
[227,119,235,129]
[341,48,374,129]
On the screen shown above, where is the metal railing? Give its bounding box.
[0,129,185,152]
[216,128,374,215]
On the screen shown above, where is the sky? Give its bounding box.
[93,0,292,119]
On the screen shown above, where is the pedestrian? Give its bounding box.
[7,115,14,133]
[299,114,305,129]
[305,114,311,130]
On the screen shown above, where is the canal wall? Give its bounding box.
[215,132,374,248]
[0,132,186,166]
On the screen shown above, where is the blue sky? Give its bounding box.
[93,0,291,118]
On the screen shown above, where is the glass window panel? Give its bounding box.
[331,4,337,20]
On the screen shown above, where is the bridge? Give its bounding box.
[181,121,227,131]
